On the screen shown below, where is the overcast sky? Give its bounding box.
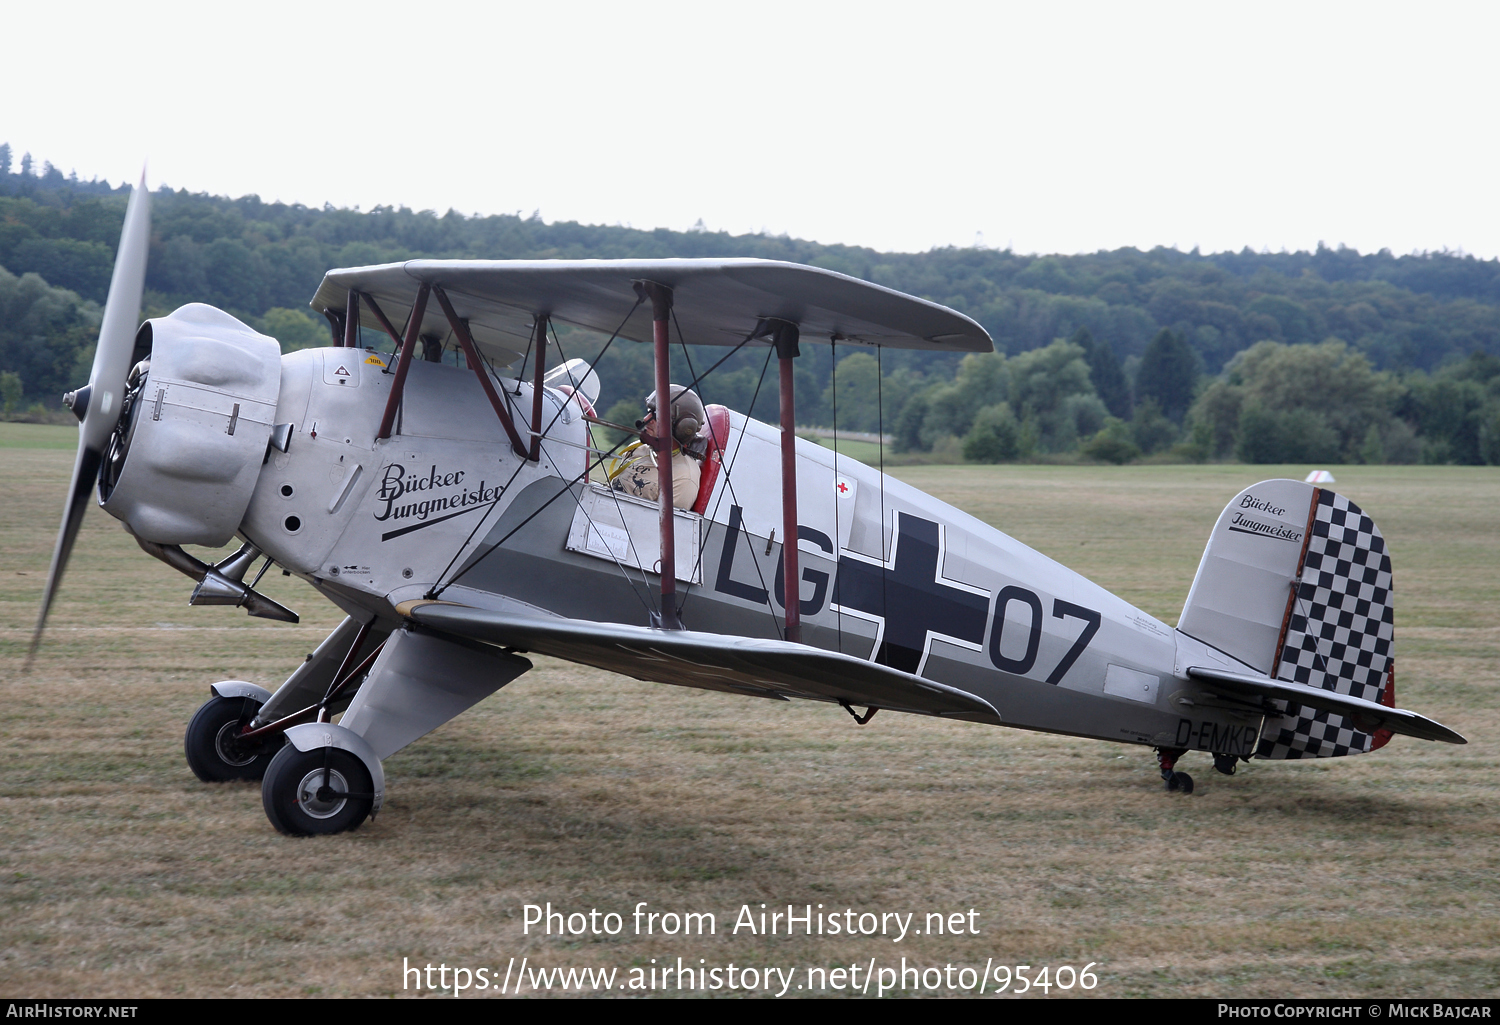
[7,0,1496,257]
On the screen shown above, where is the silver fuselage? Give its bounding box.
[241,347,1262,756]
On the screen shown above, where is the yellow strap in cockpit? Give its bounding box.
[603,440,647,482]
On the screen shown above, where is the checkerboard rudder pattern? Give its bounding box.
[1257,489,1395,760]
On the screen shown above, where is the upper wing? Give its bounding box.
[402,602,1000,721]
[1186,666,1465,745]
[312,258,993,368]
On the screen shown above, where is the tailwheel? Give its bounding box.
[261,745,374,836]
[184,695,283,782]
[1167,771,1194,794]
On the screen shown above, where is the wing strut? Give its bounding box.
[341,289,359,347]
[432,285,530,459]
[636,280,682,629]
[529,315,548,461]
[358,291,406,351]
[377,283,429,440]
[770,321,803,643]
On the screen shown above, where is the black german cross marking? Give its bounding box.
[833,512,989,676]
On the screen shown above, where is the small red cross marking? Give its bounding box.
[837,482,849,493]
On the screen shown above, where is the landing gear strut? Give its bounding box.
[1155,746,1194,794]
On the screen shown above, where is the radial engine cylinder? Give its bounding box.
[99,304,281,546]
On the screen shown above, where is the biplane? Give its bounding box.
[33,180,1465,835]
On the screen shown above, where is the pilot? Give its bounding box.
[609,385,706,508]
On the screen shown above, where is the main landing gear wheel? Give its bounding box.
[184,695,283,782]
[261,745,374,836]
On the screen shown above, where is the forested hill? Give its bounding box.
[4,147,1500,370]
[3,145,1500,467]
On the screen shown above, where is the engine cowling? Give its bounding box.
[99,304,281,546]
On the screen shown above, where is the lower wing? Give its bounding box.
[402,601,999,720]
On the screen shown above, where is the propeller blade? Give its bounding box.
[29,170,152,662]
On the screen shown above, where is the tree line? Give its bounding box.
[874,328,1500,466]
[2,145,1498,464]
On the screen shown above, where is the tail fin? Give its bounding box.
[1179,481,1395,759]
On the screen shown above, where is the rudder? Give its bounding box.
[1261,488,1395,758]
[1178,481,1396,760]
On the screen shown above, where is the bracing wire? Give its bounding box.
[541,321,660,617]
[428,297,643,596]
[677,343,782,639]
[668,308,756,399]
[669,318,776,610]
[706,347,783,638]
[831,338,842,652]
[574,330,666,616]
[877,344,888,649]
[512,323,535,395]
[669,312,713,609]
[434,431,650,600]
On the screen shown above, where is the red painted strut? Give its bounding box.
[638,281,681,630]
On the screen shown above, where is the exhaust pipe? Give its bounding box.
[134,537,299,623]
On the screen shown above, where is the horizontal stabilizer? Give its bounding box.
[403,602,999,720]
[1186,666,1465,745]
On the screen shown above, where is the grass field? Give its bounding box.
[1,422,1496,998]
[809,436,886,466]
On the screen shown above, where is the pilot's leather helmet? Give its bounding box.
[644,384,706,444]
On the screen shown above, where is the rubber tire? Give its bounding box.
[261,744,374,836]
[184,695,282,782]
[1175,771,1195,795]
[1163,772,1180,792]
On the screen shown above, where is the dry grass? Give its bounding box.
[2,425,1496,998]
